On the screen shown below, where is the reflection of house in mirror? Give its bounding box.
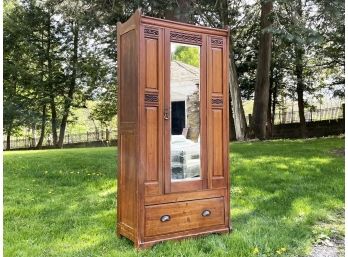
[170,60,200,142]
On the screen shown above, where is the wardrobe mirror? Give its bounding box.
[170,43,201,181]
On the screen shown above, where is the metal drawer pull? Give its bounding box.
[160,215,171,222]
[202,210,211,217]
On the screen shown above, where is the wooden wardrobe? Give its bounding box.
[117,9,230,248]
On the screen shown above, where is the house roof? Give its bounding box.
[171,60,200,102]
[171,60,199,83]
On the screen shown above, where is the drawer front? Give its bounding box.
[145,197,225,237]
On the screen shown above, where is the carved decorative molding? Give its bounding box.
[211,37,223,48]
[145,91,159,106]
[144,27,159,39]
[212,96,223,108]
[170,31,202,45]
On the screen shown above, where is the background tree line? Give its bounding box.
[3,0,344,149]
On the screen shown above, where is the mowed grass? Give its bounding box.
[4,137,344,257]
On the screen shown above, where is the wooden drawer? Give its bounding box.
[145,197,225,237]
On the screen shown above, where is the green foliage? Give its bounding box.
[4,138,344,256]
[3,0,345,141]
[172,45,200,67]
[3,0,44,135]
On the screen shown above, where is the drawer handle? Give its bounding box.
[160,215,171,222]
[202,210,211,217]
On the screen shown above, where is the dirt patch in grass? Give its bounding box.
[310,237,344,257]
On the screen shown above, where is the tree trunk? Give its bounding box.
[266,76,272,139]
[295,0,307,138]
[50,96,58,145]
[36,104,47,148]
[6,133,11,150]
[46,10,58,146]
[252,0,273,140]
[229,91,236,141]
[6,121,12,150]
[229,57,247,140]
[295,46,307,138]
[220,0,247,141]
[57,21,78,148]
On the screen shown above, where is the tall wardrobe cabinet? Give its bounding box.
[117,10,230,248]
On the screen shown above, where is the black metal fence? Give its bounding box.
[247,105,344,126]
[4,129,118,150]
[273,106,344,124]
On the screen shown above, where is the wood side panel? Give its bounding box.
[119,132,137,228]
[145,39,158,89]
[212,110,223,176]
[145,198,225,237]
[145,107,158,181]
[118,29,138,232]
[119,30,138,123]
[117,10,141,246]
[212,49,223,93]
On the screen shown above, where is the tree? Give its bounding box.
[191,0,249,140]
[172,46,200,67]
[4,0,45,149]
[271,0,344,137]
[252,0,273,139]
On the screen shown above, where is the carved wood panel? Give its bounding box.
[211,37,223,48]
[212,96,223,109]
[145,91,159,107]
[144,26,159,39]
[170,31,202,45]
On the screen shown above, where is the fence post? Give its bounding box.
[342,104,345,120]
[248,114,253,128]
[106,129,109,141]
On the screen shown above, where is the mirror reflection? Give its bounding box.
[170,43,201,181]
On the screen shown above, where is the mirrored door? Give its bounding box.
[170,43,201,181]
[164,31,207,193]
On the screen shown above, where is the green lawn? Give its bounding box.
[4,137,344,257]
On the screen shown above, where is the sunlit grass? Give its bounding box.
[4,137,344,256]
